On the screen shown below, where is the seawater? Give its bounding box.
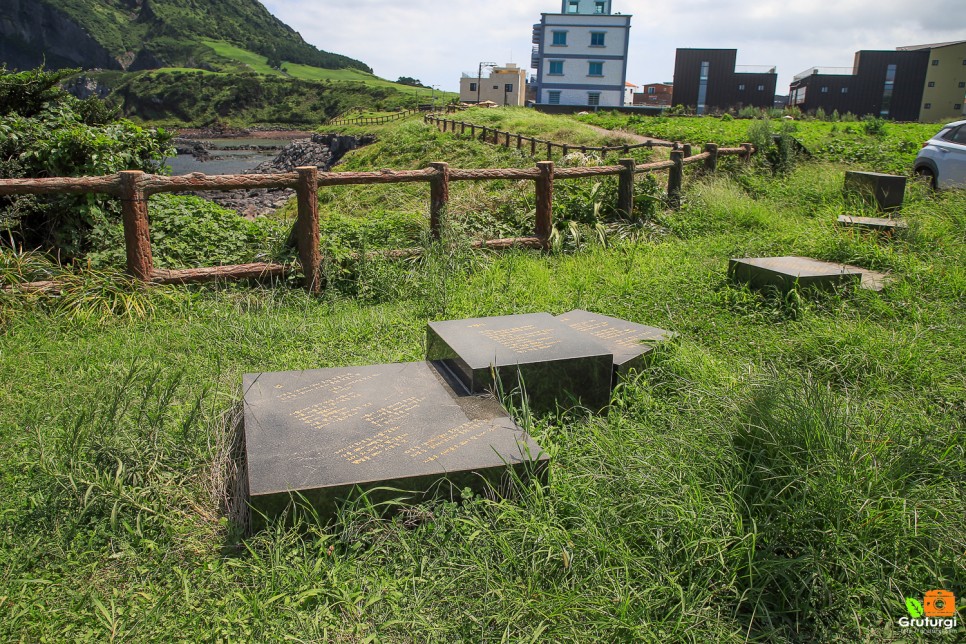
[164,137,297,176]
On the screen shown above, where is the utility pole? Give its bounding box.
[477,61,496,104]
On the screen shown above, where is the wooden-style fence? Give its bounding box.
[0,144,753,293]
[328,107,428,127]
[424,113,729,161]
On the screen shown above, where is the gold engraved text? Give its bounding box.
[479,325,561,353]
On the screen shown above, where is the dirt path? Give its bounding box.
[583,123,673,146]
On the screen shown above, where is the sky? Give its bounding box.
[263,0,965,94]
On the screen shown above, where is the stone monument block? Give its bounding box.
[729,256,863,293]
[837,215,907,233]
[844,171,906,211]
[242,362,547,527]
[556,309,673,378]
[426,313,613,412]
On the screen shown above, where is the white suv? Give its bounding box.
[915,119,966,189]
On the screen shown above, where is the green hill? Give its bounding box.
[0,0,370,73]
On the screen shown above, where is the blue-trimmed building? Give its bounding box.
[531,1,631,107]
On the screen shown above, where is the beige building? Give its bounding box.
[459,64,528,106]
[899,41,966,121]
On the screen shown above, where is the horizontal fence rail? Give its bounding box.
[1,144,753,293]
[328,106,431,127]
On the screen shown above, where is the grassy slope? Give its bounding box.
[1,114,965,641]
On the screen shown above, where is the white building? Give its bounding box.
[530,0,632,107]
[459,64,528,106]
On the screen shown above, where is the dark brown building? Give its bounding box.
[671,49,777,113]
[634,82,673,106]
[788,50,930,121]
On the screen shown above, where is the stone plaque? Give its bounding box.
[844,171,906,211]
[426,313,613,412]
[729,256,863,293]
[242,362,547,526]
[837,215,907,233]
[556,309,673,378]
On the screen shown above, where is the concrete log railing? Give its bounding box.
[0,144,753,292]
[421,113,739,162]
[328,106,430,127]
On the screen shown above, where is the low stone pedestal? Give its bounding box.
[837,215,907,233]
[556,309,673,378]
[844,171,906,211]
[729,256,863,293]
[242,362,546,527]
[426,313,613,412]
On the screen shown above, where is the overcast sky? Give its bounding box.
[263,0,965,93]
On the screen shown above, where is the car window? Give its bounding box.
[940,126,966,144]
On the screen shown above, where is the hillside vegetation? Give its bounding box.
[1,111,964,641]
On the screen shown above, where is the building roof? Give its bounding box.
[625,82,638,87]
[897,41,966,51]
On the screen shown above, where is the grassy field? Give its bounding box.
[202,40,458,100]
[1,114,964,641]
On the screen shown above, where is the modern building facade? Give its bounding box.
[634,82,673,107]
[898,41,966,121]
[671,49,777,113]
[459,64,527,106]
[789,50,929,121]
[531,0,631,107]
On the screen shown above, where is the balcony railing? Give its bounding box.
[793,66,854,82]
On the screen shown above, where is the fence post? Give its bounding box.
[530,137,537,156]
[547,141,553,159]
[470,124,475,138]
[482,126,488,142]
[683,143,692,158]
[623,144,630,155]
[704,143,719,172]
[119,170,153,283]
[461,122,466,134]
[740,143,753,163]
[618,158,636,219]
[535,161,554,243]
[429,162,449,241]
[517,134,523,150]
[562,144,569,157]
[295,166,321,292]
[504,132,510,148]
[668,150,684,210]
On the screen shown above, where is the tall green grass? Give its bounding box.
[1,119,964,640]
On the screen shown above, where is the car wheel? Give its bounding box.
[916,166,937,190]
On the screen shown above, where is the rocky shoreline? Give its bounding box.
[174,133,375,218]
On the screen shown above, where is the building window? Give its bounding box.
[567,1,579,13]
[647,87,656,94]
[492,85,498,90]
[552,31,567,46]
[738,84,745,91]
[757,84,765,91]
[588,92,601,106]
[841,87,849,94]
[590,32,606,47]
[595,1,606,13]
[924,103,931,109]
[505,84,513,92]
[955,104,963,111]
[588,62,604,76]
[880,63,896,117]
[821,86,829,93]
[549,60,564,75]
[959,82,966,88]
[963,59,966,65]
[928,81,936,87]
[932,59,939,66]
[548,91,561,104]
[469,82,477,92]
[697,61,709,115]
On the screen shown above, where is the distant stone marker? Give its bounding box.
[844,171,906,212]
[426,313,613,412]
[243,362,546,526]
[729,256,863,293]
[556,309,673,378]
[837,215,908,233]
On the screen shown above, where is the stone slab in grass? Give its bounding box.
[837,215,908,233]
[556,309,673,378]
[242,362,547,527]
[729,256,864,293]
[426,313,613,412]
[844,171,906,211]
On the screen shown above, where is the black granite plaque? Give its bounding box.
[729,256,863,293]
[837,215,907,232]
[426,313,613,412]
[556,309,673,378]
[242,362,547,527]
[844,171,906,212]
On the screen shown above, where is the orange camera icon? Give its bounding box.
[923,590,956,618]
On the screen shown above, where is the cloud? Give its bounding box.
[263,0,965,91]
